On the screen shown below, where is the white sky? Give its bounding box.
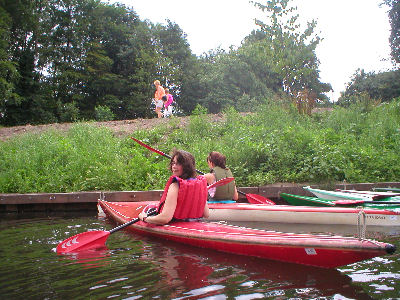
[111,0,393,102]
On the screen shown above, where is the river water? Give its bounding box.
[1,213,399,299]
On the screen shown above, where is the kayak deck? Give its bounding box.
[98,200,396,269]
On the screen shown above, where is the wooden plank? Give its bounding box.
[0,192,100,205]
[1,182,400,213]
[102,191,163,202]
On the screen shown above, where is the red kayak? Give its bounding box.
[98,200,395,269]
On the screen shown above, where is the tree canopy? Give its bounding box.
[0,0,396,125]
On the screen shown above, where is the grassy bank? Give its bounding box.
[1,100,399,193]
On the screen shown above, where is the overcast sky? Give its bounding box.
[110,0,393,102]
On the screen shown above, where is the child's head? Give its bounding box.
[162,95,167,102]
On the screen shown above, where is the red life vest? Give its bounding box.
[158,175,208,219]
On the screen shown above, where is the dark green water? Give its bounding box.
[1,214,399,299]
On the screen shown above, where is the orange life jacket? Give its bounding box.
[158,175,207,219]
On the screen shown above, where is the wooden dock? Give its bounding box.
[1,182,400,214]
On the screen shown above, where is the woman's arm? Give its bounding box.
[203,203,210,218]
[233,186,239,201]
[139,182,178,225]
[203,173,215,185]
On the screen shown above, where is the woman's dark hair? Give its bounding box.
[207,151,226,169]
[169,150,197,179]
[162,95,167,101]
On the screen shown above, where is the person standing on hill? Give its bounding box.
[165,88,174,107]
[204,151,239,203]
[153,80,165,118]
[162,95,173,118]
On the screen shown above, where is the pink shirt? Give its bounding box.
[165,94,174,107]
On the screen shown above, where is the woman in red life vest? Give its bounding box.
[138,150,210,225]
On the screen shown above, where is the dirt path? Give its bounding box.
[0,114,228,141]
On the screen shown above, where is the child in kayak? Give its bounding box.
[204,151,238,203]
[138,150,209,224]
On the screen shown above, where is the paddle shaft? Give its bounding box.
[109,210,157,234]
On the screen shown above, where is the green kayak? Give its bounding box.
[373,187,400,193]
[280,193,400,210]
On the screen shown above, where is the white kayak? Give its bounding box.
[207,202,400,227]
[304,186,375,201]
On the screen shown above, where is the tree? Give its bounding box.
[249,0,331,106]
[79,3,156,120]
[337,68,400,105]
[0,0,58,125]
[0,3,20,122]
[382,0,400,66]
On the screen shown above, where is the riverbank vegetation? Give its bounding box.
[1,100,399,193]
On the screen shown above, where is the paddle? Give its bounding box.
[56,177,234,254]
[130,137,275,205]
[334,199,400,205]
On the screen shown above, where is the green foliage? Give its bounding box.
[382,0,400,65]
[250,0,331,99]
[95,105,115,121]
[338,69,400,105]
[0,101,400,193]
[3,0,398,126]
[0,124,168,193]
[59,102,80,123]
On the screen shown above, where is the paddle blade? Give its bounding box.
[246,194,275,205]
[207,177,235,190]
[57,230,110,254]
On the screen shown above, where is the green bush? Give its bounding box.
[0,100,399,193]
[95,105,115,121]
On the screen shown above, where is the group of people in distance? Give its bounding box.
[153,80,174,118]
[138,150,238,225]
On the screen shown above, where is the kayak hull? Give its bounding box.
[98,200,395,269]
[304,186,400,201]
[281,192,400,211]
[208,202,400,226]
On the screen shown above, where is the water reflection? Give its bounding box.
[57,246,111,269]
[1,214,397,299]
[127,232,374,299]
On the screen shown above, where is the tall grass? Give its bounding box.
[0,99,399,193]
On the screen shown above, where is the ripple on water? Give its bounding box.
[1,216,399,299]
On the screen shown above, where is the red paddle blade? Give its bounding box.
[246,194,275,205]
[130,137,171,158]
[208,177,234,189]
[56,230,110,254]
